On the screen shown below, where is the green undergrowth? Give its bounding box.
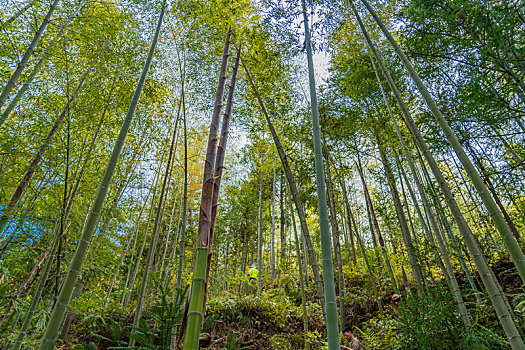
[355,283,514,350]
[206,287,325,349]
[12,264,522,350]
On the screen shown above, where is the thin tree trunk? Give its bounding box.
[356,161,399,294]
[123,166,162,308]
[398,164,429,285]
[375,136,424,296]
[224,226,231,290]
[104,226,136,308]
[0,70,89,238]
[165,183,184,288]
[346,179,383,313]
[280,171,286,269]
[12,234,57,350]
[38,1,166,345]
[0,246,50,328]
[256,167,264,297]
[11,99,108,348]
[1,1,34,28]
[271,166,276,279]
[0,172,52,254]
[0,1,87,124]
[290,195,310,350]
[396,150,472,326]
[160,181,180,283]
[240,224,247,274]
[464,142,521,240]
[489,125,524,166]
[333,168,357,266]
[0,0,61,115]
[324,151,346,328]
[417,151,484,305]
[129,99,181,347]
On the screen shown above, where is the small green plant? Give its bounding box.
[126,285,186,349]
[221,332,255,350]
[76,342,97,350]
[397,284,464,349]
[270,334,291,349]
[90,321,127,348]
[513,293,525,314]
[304,330,328,349]
[460,324,511,350]
[355,315,400,350]
[89,285,186,349]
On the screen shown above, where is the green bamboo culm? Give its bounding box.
[1,1,35,29]
[182,27,231,349]
[0,0,87,125]
[183,248,208,349]
[0,0,60,116]
[290,195,310,350]
[359,0,525,284]
[129,99,182,348]
[37,1,167,347]
[175,60,189,290]
[356,162,400,295]
[301,0,340,348]
[12,238,58,350]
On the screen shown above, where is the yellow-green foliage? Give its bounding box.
[270,335,291,349]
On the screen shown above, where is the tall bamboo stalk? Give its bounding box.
[324,151,346,328]
[416,150,484,305]
[12,236,57,350]
[0,0,61,114]
[175,100,188,288]
[182,27,231,350]
[301,0,339,347]
[11,97,109,349]
[290,194,310,350]
[256,166,264,297]
[356,161,399,294]
[374,52,472,320]
[0,0,87,125]
[38,1,166,346]
[271,166,276,279]
[105,193,150,308]
[202,45,241,313]
[375,135,424,296]
[123,165,163,308]
[129,100,181,347]
[346,183,383,313]
[333,167,357,266]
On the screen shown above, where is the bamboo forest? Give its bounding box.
[1,0,525,349]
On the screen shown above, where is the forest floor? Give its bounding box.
[60,258,521,349]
